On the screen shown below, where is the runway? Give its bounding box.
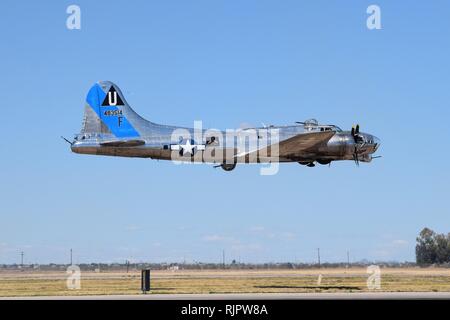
[2,292,450,300]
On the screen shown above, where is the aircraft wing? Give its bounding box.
[99,140,145,147]
[236,130,335,160]
[275,130,335,155]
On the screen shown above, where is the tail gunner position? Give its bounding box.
[65,81,381,171]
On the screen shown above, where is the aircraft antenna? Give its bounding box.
[61,136,73,145]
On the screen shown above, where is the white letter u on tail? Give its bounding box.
[108,92,117,106]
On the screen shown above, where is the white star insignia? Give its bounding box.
[181,139,193,155]
[170,140,205,156]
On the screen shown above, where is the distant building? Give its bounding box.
[168,265,179,271]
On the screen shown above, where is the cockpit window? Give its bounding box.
[301,119,342,132]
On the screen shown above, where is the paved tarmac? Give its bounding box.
[2,292,450,300]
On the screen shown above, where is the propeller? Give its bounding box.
[352,147,360,166]
[351,124,362,166]
[351,124,361,143]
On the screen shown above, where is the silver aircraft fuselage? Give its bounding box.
[69,81,380,171]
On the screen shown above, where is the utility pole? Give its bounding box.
[20,251,24,267]
[70,248,73,265]
[317,248,321,268]
[126,260,130,273]
[347,251,350,268]
[222,249,225,269]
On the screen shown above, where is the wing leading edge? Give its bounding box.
[236,130,336,161]
[276,130,335,155]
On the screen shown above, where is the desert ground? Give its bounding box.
[0,267,449,297]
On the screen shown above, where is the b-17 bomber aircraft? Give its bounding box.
[65,81,380,171]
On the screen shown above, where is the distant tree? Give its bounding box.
[435,233,450,264]
[415,228,450,265]
[416,228,437,265]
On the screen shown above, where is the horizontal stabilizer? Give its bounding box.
[100,140,145,147]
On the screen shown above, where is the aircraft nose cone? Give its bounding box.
[372,136,381,151]
[71,141,82,153]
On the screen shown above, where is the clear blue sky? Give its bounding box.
[1,1,449,264]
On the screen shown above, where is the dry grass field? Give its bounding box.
[0,268,449,297]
